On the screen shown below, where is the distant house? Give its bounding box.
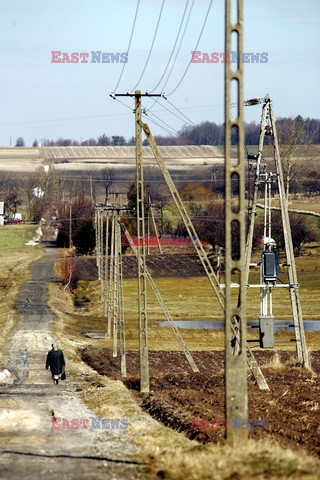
[32,187,44,198]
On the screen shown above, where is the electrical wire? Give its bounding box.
[165,98,197,126]
[151,0,195,105]
[0,102,228,130]
[131,0,166,91]
[148,98,195,128]
[167,0,213,96]
[142,112,177,137]
[150,0,190,93]
[112,0,141,93]
[114,97,134,112]
[144,110,181,136]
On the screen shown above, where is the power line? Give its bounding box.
[112,0,141,93]
[165,98,197,126]
[167,0,213,96]
[150,0,190,93]
[142,112,177,137]
[114,97,134,112]
[131,0,166,91]
[150,0,195,107]
[147,98,195,128]
[0,103,227,130]
[144,110,181,136]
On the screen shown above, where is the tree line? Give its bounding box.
[13,115,320,148]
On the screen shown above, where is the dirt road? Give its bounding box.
[0,246,148,480]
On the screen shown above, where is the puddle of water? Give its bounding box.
[82,331,105,339]
[160,320,320,332]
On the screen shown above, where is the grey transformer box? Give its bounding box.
[259,315,275,348]
[262,250,278,282]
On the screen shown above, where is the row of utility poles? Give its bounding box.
[97,0,309,447]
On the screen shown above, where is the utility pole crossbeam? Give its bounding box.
[135,90,149,393]
[225,0,248,444]
[121,224,199,373]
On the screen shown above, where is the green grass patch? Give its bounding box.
[0,224,37,249]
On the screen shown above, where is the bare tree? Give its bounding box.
[100,167,114,202]
[277,116,315,199]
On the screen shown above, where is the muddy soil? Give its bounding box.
[74,253,212,281]
[81,348,320,456]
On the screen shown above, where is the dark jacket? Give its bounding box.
[46,349,65,375]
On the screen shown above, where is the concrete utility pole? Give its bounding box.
[69,204,72,251]
[112,90,163,392]
[107,210,116,339]
[100,210,104,300]
[90,173,94,204]
[104,212,109,316]
[118,217,127,377]
[135,90,149,393]
[225,0,248,444]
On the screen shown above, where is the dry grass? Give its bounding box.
[150,439,320,480]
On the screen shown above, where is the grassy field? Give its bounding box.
[0,224,42,364]
[0,224,38,248]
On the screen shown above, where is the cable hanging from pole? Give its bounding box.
[148,98,195,128]
[164,98,197,126]
[148,0,195,110]
[167,0,213,96]
[149,0,190,93]
[131,0,166,91]
[112,0,141,94]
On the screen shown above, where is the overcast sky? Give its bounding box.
[0,0,319,146]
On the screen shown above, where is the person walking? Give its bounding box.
[46,341,65,385]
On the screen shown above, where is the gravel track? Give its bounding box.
[0,245,149,480]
